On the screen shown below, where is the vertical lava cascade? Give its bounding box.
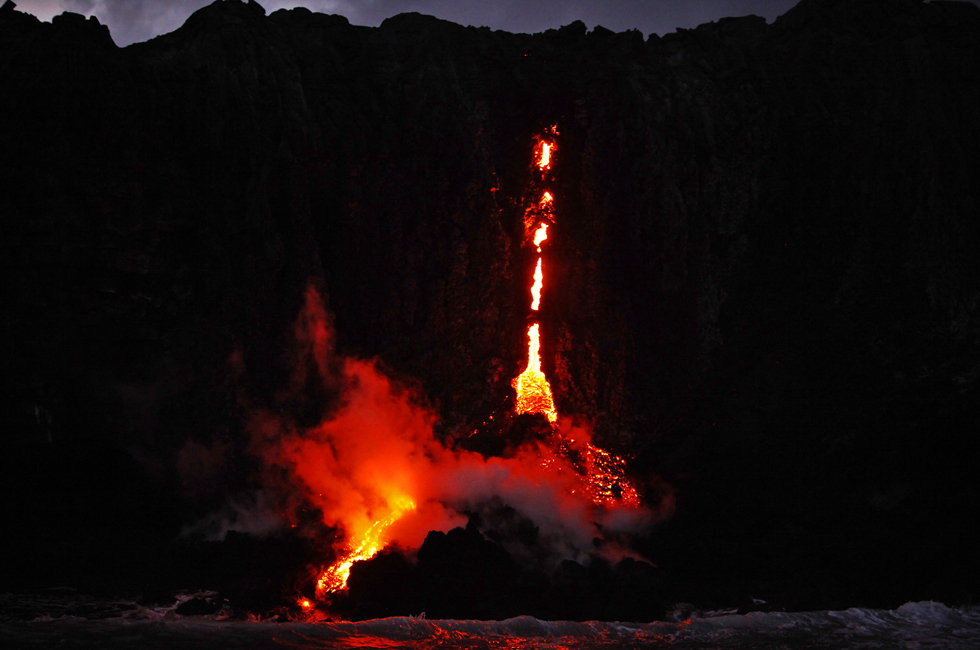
[300,128,642,603]
[511,128,642,509]
[513,132,560,424]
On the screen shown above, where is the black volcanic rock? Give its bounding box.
[345,549,418,619]
[2,0,979,615]
[415,525,520,619]
[343,533,670,621]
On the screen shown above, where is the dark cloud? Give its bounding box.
[20,0,217,45]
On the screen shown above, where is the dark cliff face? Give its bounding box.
[2,0,979,612]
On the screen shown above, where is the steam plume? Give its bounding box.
[248,284,658,581]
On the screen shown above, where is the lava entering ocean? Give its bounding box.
[248,128,650,607]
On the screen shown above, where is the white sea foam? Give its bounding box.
[2,593,979,649]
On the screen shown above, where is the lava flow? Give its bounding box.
[511,126,641,508]
[513,134,560,424]
[513,323,558,424]
[257,128,648,607]
[316,495,416,597]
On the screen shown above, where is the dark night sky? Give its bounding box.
[11,0,838,46]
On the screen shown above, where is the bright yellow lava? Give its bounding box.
[512,127,642,507]
[531,259,544,311]
[512,323,558,425]
[533,222,549,251]
[316,495,417,596]
[537,141,554,170]
[515,137,559,425]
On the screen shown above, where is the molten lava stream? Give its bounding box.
[536,134,556,173]
[533,222,549,251]
[538,142,552,170]
[514,205,558,424]
[512,323,558,425]
[511,127,642,509]
[316,495,416,596]
[530,259,544,311]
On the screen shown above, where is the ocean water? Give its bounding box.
[2,592,979,649]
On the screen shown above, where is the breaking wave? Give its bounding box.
[2,593,979,649]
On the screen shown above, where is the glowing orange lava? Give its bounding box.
[514,133,560,425]
[512,127,641,508]
[537,141,554,171]
[530,259,544,311]
[533,222,549,252]
[294,126,642,608]
[512,324,558,425]
[316,495,416,596]
[524,195,555,245]
[582,443,641,507]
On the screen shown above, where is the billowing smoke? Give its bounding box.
[180,489,284,541]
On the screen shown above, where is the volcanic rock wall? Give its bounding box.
[2,0,979,608]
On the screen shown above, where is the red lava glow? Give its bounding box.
[252,288,576,595]
[254,127,648,604]
[254,285,648,600]
[251,286,450,594]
